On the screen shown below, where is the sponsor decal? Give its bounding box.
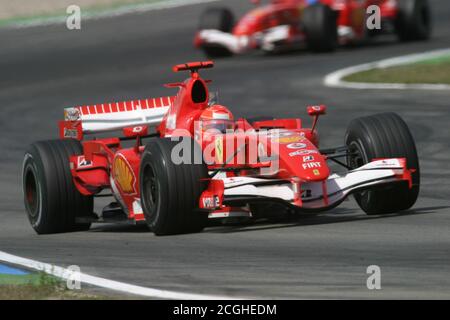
[287,142,307,149]
[132,199,143,214]
[303,155,314,162]
[215,136,224,163]
[77,156,92,168]
[64,128,79,139]
[132,126,144,133]
[276,136,303,144]
[202,196,220,209]
[113,155,137,194]
[64,108,81,121]
[313,169,320,176]
[302,162,322,170]
[289,149,318,157]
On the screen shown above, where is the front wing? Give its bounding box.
[200,158,413,215]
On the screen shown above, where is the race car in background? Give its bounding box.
[23,61,420,236]
[195,0,432,57]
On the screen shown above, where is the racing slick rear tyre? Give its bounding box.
[140,137,209,236]
[396,0,431,41]
[345,113,420,215]
[199,7,235,58]
[302,3,338,52]
[22,140,93,234]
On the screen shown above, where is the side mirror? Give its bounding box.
[307,105,326,132]
[307,105,327,116]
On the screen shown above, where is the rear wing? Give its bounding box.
[59,96,175,139]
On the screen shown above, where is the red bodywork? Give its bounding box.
[235,0,398,37]
[195,0,400,52]
[60,61,413,222]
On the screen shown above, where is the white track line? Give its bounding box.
[324,48,450,90]
[0,250,238,300]
[5,0,220,29]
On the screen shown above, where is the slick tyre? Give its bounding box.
[345,113,420,215]
[199,7,235,58]
[140,137,209,236]
[22,140,93,234]
[396,0,431,41]
[303,3,338,52]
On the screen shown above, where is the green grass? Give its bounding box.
[343,54,450,85]
[0,0,168,28]
[0,272,111,300]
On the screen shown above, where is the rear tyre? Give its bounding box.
[199,7,235,58]
[140,137,209,236]
[345,113,420,215]
[22,140,93,234]
[302,3,338,52]
[396,0,431,41]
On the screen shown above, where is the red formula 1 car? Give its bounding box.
[195,0,431,57]
[23,61,420,236]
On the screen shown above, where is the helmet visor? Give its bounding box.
[202,120,234,133]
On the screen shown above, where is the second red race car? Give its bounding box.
[23,61,420,236]
[195,0,431,57]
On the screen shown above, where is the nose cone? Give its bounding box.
[274,135,330,181]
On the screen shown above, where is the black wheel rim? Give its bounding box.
[143,164,159,216]
[24,167,39,220]
[347,141,366,170]
[347,140,370,200]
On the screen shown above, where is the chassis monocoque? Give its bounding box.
[23,61,420,235]
[195,0,432,57]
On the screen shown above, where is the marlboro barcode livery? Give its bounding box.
[23,61,419,236]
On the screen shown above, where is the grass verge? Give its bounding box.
[343,54,450,85]
[0,272,111,300]
[0,0,167,28]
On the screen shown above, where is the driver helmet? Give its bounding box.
[199,105,234,134]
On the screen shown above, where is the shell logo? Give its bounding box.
[113,155,136,194]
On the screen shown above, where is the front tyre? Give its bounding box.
[140,137,209,236]
[345,113,420,215]
[22,140,93,234]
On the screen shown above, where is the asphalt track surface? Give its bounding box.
[1,0,450,299]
